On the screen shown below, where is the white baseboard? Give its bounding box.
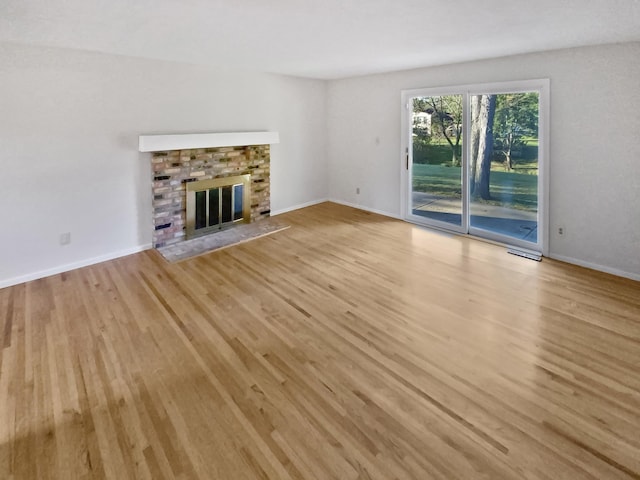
[0,244,153,289]
[548,253,640,282]
[328,198,402,220]
[270,198,329,216]
[271,198,401,220]
[4,222,635,291]
[329,200,638,282]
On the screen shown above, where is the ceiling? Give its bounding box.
[1,0,639,79]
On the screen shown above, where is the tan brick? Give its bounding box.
[152,144,271,246]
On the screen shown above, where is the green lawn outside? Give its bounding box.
[412,164,538,211]
[413,142,538,169]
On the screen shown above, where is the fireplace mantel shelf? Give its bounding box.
[139,131,279,152]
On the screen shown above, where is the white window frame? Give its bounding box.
[400,79,550,256]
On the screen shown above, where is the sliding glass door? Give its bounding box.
[403,80,548,255]
[468,92,540,244]
[409,94,465,232]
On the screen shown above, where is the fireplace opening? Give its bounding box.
[186,174,251,239]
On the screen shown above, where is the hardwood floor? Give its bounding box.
[1,202,639,479]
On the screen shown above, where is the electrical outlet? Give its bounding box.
[60,232,71,245]
[558,227,564,236]
[356,187,360,195]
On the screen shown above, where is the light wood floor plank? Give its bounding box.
[1,202,639,479]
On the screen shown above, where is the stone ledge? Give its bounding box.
[157,218,289,262]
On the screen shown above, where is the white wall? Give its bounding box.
[0,42,328,287]
[3,41,639,286]
[327,42,640,280]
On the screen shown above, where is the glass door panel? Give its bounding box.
[194,190,207,230]
[221,186,233,223]
[469,92,539,247]
[208,188,220,227]
[403,81,547,255]
[232,184,243,221]
[410,94,464,230]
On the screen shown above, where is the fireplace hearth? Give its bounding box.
[147,144,271,248]
[140,132,278,249]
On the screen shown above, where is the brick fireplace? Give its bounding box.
[139,132,279,248]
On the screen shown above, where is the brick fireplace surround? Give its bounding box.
[150,144,271,248]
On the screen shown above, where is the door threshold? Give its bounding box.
[507,247,542,261]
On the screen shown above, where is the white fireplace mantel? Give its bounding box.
[138,131,279,152]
